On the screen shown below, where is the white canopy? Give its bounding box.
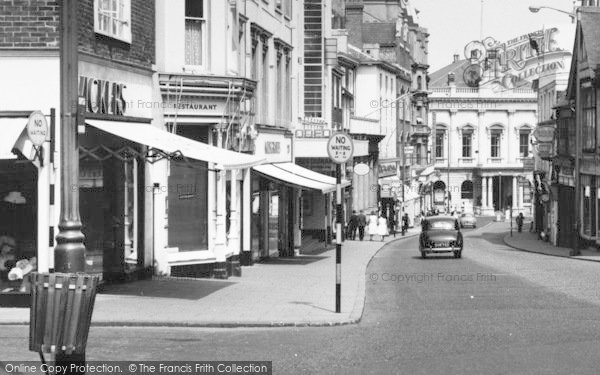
[253,162,350,194]
[86,120,265,170]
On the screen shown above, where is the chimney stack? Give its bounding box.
[453,54,460,63]
[448,72,456,87]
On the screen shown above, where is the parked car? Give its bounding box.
[419,216,463,259]
[459,212,477,228]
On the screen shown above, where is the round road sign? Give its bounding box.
[26,111,49,147]
[327,133,354,164]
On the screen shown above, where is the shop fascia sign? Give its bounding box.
[295,117,331,138]
[378,161,397,177]
[79,76,127,116]
[462,27,571,90]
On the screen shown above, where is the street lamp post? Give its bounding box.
[528,5,576,23]
[55,0,87,370]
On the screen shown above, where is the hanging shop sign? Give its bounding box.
[536,142,554,159]
[533,126,555,143]
[26,111,49,147]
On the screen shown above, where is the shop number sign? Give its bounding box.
[327,133,354,164]
[26,111,49,147]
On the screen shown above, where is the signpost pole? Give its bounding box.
[335,163,342,313]
[327,133,353,314]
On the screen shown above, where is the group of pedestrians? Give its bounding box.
[346,210,410,242]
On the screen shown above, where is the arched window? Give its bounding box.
[461,180,473,199]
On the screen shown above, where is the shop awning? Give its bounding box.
[0,119,27,160]
[85,120,265,170]
[253,162,350,194]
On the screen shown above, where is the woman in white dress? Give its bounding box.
[377,214,389,241]
[367,211,379,241]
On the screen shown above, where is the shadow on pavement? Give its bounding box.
[256,255,328,265]
[98,278,235,300]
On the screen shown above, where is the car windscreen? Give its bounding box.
[427,219,456,230]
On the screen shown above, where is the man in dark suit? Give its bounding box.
[357,210,367,241]
[347,210,359,240]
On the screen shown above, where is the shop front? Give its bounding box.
[157,74,263,278]
[555,165,576,247]
[77,60,156,282]
[0,112,53,298]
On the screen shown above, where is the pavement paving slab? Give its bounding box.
[502,223,600,263]
[0,228,421,328]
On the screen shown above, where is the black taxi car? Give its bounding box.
[419,216,463,259]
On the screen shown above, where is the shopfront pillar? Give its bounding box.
[37,143,51,273]
[482,176,488,208]
[227,169,240,259]
[242,168,251,265]
[207,132,216,251]
[213,129,227,278]
[512,176,518,209]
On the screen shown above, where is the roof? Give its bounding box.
[580,7,600,68]
[429,59,471,88]
[361,23,396,45]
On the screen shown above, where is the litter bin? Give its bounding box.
[29,272,98,355]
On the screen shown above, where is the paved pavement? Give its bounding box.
[3,216,600,374]
[0,227,422,328]
[503,222,600,263]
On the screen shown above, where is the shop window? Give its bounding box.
[185,0,206,66]
[94,0,132,43]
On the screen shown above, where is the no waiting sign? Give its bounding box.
[327,133,354,164]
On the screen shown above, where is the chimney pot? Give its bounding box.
[453,54,460,63]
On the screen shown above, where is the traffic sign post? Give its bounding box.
[327,133,353,313]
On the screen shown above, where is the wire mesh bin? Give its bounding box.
[29,272,99,355]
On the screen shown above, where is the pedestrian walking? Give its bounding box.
[516,213,524,233]
[367,211,379,241]
[377,213,389,241]
[387,211,397,238]
[402,213,409,235]
[348,210,358,240]
[357,210,367,241]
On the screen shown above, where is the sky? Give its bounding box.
[411,0,579,72]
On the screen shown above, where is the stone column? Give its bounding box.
[518,183,524,212]
[512,176,518,209]
[488,176,494,210]
[482,176,488,209]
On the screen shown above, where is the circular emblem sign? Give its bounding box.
[327,133,354,164]
[26,111,49,147]
[353,163,370,176]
